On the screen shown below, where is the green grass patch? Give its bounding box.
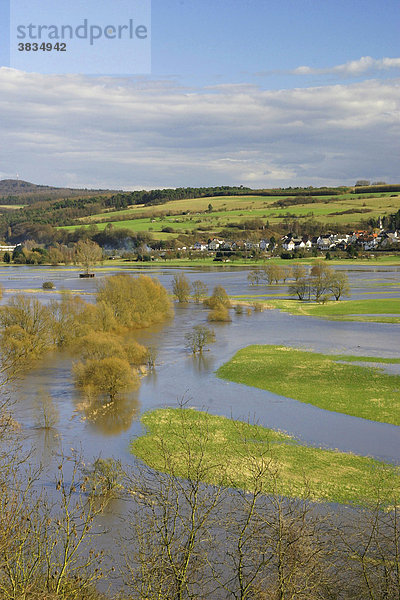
[131,408,400,505]
[217,345,400,425]
[266,298,400,323]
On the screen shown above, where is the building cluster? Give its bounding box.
[188,227,400,254]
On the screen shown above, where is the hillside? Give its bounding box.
[0,182,399,245]
[0,179,114,205]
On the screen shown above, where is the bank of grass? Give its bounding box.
[263,298,400,323]
[131,408,400,505]
[217,345,400,425]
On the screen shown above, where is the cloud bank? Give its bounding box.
[0,68,399,189]
[292,56,400,77]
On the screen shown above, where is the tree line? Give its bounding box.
[248,262,350,302]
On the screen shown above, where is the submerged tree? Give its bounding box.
[75,239,103,275]
[185,325,216,354]
[172,273,191,303]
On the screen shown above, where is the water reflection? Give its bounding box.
[33,427,62,467]
[187,352,215,375]
[76,391,140,436]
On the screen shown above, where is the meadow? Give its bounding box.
[263,298,400,323]
[59,191,400,240]
[131,408,400,505]
[217,345,400,425]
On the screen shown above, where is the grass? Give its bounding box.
[131,408,400,505]
[217,345,400,425]
[266,298,400,323]
[57,191,400,240]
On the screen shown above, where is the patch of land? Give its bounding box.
[131,408,400,505]
[217,345,400,425]
[264,298,400,323]
[59,191,400,240]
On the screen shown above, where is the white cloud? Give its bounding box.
[292,56,400,77]
[0,68,399,189]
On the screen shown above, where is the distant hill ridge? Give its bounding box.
[0,179,113,204]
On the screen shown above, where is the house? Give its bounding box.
[380,232,400,247]
[193,242,208,251]
[317,235,333,250]
[208,238,224,251]
[259,239,270,251]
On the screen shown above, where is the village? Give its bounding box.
[183,222,400,257]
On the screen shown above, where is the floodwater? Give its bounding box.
[1,262,399,466]
[1,263,399,592]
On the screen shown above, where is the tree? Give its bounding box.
[291,263,307,281]
[172,273,191,303]
[262,265,285,284]
[247,270,262,286]
[288,278,310,300]
[2,252,10,264]
[191,280,208,303]
[75,239,102,275]
[185,325,215,354]
[73,356,139,401]
[328,272,350,301]
[204,285,231,309]
[96,274,173,329]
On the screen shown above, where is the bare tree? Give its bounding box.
[75,240,103,275]
[185,325,216,354]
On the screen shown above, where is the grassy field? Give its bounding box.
[59,191,400,240]
[217,345,400,425]
[259,298,400,323]
[131,408,400,505]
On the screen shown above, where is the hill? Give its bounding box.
[0,179,115,205]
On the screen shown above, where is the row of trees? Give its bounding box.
[248,262,350,302]
[172,275,233,322]
[288,263,350,302]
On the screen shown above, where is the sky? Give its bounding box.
[0,0,399,190]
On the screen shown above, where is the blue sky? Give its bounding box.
[0,0,399,188]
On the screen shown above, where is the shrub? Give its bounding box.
[204,285,231,309]
[208,306,231,322]
[97,274,173,329]
[74,356,139,401]
[83,457,124,497]
[42,281,55,290]
[124,339,149,365]
[252,302,264,312]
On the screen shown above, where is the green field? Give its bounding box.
[59,191,400,240]
[131,408,400,505]
[217,345,400,425]
[261,298,400,323]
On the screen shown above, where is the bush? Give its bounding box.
[74,356,139,401]
[124,339,149,365]
[208,306,231,322]
[204,285,231,309]
[252,302,264,312]
[83,457,124,497]
[42,281,55,290]
[97,274,173,329]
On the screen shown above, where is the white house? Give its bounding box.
[193,242,208,251]
[259,239,270,251]
[208,238,224,251]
